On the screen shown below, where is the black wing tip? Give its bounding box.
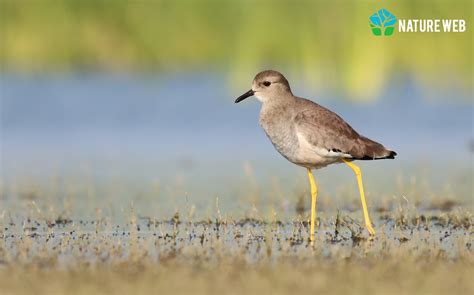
[355,150,397,161]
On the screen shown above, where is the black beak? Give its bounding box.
[235,89,254,103]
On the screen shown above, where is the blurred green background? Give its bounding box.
[1,0,472,100]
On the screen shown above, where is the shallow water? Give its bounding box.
[2,210,471,268]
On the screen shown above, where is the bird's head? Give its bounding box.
[235,70,292,104]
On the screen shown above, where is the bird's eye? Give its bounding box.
[263,81,271,87]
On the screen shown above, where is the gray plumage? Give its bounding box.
[236,70,396,169]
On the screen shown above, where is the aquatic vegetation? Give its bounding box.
[0,182,472,294]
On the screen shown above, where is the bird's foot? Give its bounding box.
[366,223,376,236]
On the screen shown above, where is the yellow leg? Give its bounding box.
[342,159,376,235]
[307,168,317,242]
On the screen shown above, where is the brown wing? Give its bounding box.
[294,98,395,159]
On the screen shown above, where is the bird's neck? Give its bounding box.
[261,94,296,109]
[260,96,297,122]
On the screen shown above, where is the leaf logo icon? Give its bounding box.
[370,9,397,36]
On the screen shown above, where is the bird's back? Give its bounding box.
[293,97,396,160]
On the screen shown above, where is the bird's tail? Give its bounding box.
[355,136,397,160]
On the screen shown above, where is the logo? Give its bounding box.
[369,8,467,35]
[369,9,397,36]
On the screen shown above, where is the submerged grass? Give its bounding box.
[0,207,472,294]
[0,167,472,294]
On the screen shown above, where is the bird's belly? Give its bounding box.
[260,111,341,169]
[263,126,338,169]
[291,144,340,169]
[293,131,343,168]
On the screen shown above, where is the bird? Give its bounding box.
[235,70,396,242]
